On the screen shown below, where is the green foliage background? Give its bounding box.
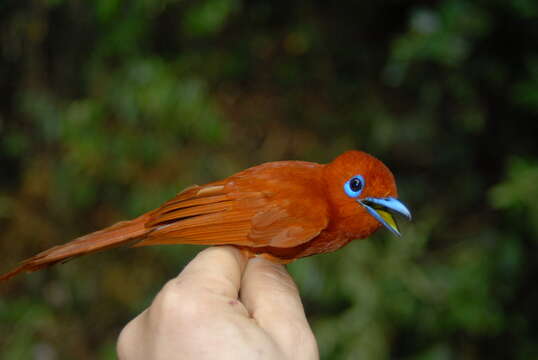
[1,0,538,359]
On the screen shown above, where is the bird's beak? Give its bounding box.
[358,197,412,237]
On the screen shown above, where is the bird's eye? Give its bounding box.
[344,175,365,198]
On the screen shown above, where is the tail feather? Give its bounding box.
[0,215,152,281]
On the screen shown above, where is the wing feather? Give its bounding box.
[136,161,329,248]
[147,200,232,227]
[154,194,230,216]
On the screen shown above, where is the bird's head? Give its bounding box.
[323,150,411,238]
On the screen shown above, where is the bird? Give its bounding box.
[0,150,411,281]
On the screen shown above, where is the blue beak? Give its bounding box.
[358,197,412,237]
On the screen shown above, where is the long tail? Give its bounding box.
[0,215,152,281]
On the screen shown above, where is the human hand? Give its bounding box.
[117,246,319,360]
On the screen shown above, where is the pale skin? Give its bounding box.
[117,246,319,360]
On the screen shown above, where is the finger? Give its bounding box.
[153,246,250,322]
[117,246,251,359]
[117,310,149,360]
[174,245,248,299]
[240,258,318,359]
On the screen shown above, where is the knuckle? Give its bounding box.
[116,319,139,359]
[149,279,208,325]
[116,328,129,359]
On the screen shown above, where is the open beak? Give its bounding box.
[358,197,412,237]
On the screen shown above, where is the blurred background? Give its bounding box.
[1,0,538,359]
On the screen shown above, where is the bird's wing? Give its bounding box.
[136,162,329,248]
[0,162,329,281]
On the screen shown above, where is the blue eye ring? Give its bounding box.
[344,175,365,198]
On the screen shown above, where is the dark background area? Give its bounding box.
[1,0,538,359]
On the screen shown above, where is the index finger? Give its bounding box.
[174,246,248,299]
[117,246,250,359]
